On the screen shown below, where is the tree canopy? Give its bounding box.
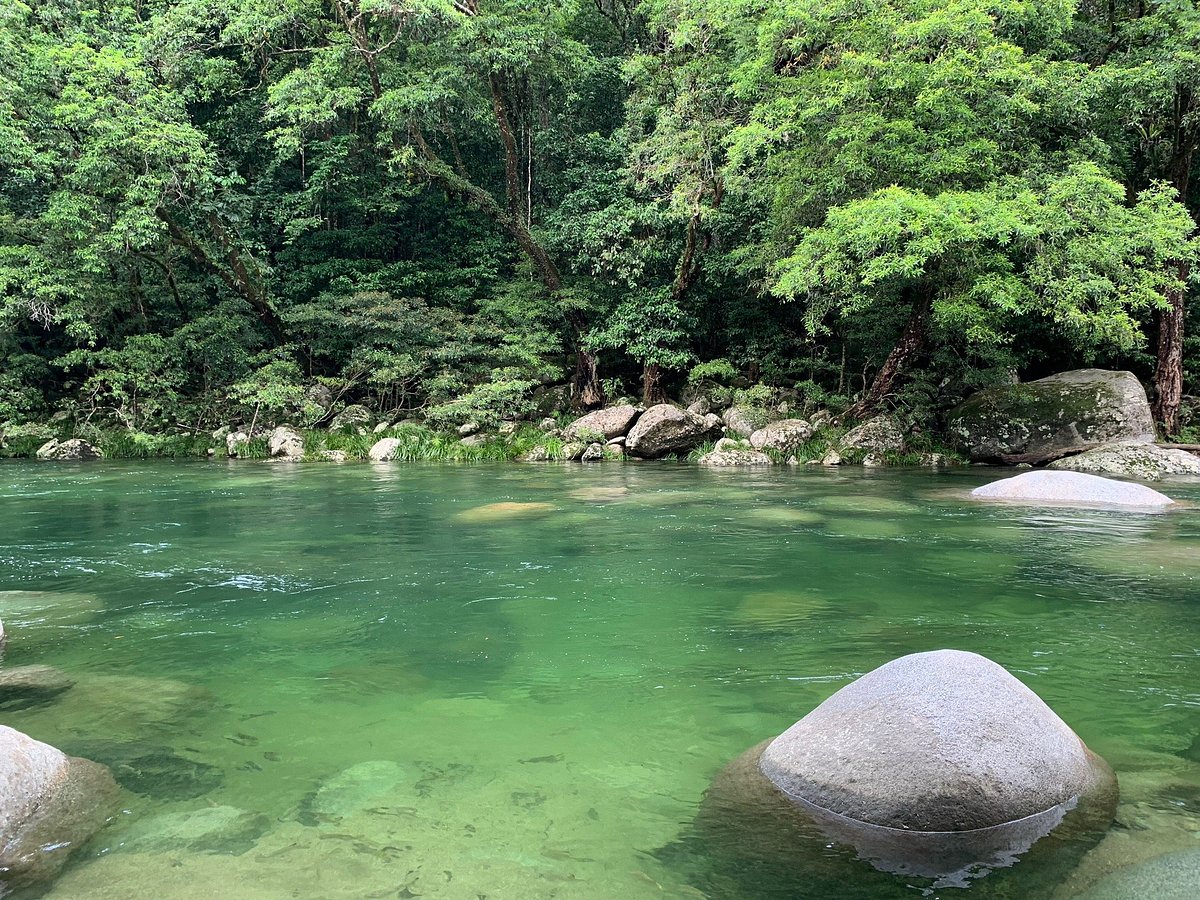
[2,0,1199,439]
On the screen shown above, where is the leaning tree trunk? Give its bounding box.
[1153,265,1189,436]
[844,294,932,421]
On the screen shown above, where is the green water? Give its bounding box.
[1,461,1199,899]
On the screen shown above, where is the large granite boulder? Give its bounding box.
[36,439,103,461]
[759,650,1115,832]
[971,471,1175,509]
[268,426,304,459]
[839,415,906,455]
[0,725,120,894]
[564,405,640,441]
[626,404,711,458]
[1047,443,1200,481]
[698,449,774,467]
[948,369,1155,464]
[750,419,814,453]
[692,651,1117,892]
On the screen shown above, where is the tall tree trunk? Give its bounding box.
[1152,97,1195,436]
[1154,264,1189,435]
[844,293,932,421]
[641,362,667,405]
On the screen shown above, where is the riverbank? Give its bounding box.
[0,420,963,467]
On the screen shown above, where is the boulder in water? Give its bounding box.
[0,725,120,894]
[948,369,1155,464]
[694,650,1117,891]
[626,404,712,458]
[1047,442,1200,481]
[971,470,1174,509]
[454,501,556,524]
[758,649,1116,832]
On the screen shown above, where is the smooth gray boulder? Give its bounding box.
[0,725,120,894]
[1079,848,1200,900]
[564,405,640,441]
[750,419,814,453]
[268,426,304,459]
[971,471,1175,509]
[626,404,711,458]
[758,650,1116,833]
[698,449,774,467]
[36,439,103,461]
[948,369,1155,464]
[1047,443,1200,481]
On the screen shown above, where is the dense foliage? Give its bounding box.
[2,0,1199,442]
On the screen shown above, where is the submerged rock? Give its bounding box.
[971,471,1175,509]
[0,725,120,895]
[36,438,103,461]
[564,405,640,441]
[454,501,556,524]
[626,404,712,458]
[117,805,270,855]
[949,369,1155,464]
[694,650,1117,893]
[697,449,773,467]
[1078,848,1200,900]
[65,740,224,800]
[1047,443,1200,481]
[308,760,405,821]
[0,665,75,710]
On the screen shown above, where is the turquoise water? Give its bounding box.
[1,460,1198,899]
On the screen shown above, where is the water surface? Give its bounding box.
[1,461,1198,898]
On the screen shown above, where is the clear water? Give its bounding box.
[1,461,1198,899]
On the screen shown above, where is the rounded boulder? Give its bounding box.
[759,649,1116,832]
[0,725,120,894]
[970,470,1174,509]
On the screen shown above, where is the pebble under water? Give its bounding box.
[1,460,1198,899]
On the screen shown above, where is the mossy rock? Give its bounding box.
[947,369,1155,465]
